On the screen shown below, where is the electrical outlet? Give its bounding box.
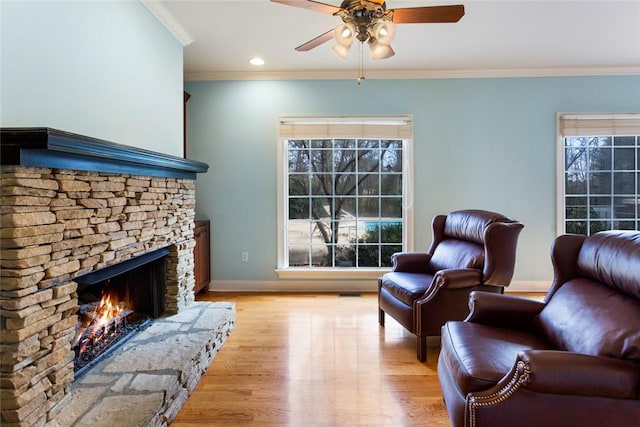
[241,251,249,262]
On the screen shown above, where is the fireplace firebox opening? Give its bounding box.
[72,248,169,377]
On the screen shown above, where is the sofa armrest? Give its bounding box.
[465,291,545,328]
[390,252,431,273]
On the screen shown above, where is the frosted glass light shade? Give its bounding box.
[332,43,351,59]
[371,21,396,45]
[334,23,355,47]
[369,39,394,60]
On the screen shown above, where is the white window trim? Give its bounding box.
[276,115,414,279]
[556,112,640,236]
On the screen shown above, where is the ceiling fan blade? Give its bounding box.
[391,4,465,24]
[295,29,334,51]
[271,0,343,15]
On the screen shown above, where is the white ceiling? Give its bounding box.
[147,0,640,80]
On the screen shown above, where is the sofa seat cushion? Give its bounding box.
[379,272,433,306]
[440,321,554,395]
[534,278,640,361]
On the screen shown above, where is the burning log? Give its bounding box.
[72,291,149,374]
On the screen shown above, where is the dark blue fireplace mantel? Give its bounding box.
[0,127,208,179]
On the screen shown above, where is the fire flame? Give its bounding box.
[88,293,122,338]
[73,291,127,353]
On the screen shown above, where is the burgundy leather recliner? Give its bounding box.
[438,230,640,427]
[378,209,524,361]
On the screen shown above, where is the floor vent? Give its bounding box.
[338,293,362,297]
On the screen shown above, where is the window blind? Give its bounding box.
[279,116,413,140]
[559,113,640,137]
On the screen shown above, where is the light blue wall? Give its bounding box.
[1,0,183,156]
[185,76,640,287]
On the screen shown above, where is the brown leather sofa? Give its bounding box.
[378,209,524,361]
[438,230,640,427]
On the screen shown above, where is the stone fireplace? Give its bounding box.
[0,128,229,426]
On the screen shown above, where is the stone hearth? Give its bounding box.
[52,302,235,427]
[1,128,215,426]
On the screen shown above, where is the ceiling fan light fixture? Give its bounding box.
[332,43,351,59]
[368,39,394,60]
[371,20,396,45]
[334,22,355,47]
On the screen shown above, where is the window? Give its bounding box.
[558,113,640,235]
[276,116,413,277]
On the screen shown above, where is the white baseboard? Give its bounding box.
[207,279,551,293]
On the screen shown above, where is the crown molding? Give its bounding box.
[185,66,640,82]
[141,0,194,46]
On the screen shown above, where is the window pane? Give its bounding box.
[566,221,588,235]
[614,220,637,230]
[289,175,308,196]
[358,148,380,173]
[358,197,379,217]
[565,145,587,172]
[381,173,402,195]
[614,172,635,194]
[288,147,309,172]
[614,147,635,170]
[589,147,611,171]
[565,172,587,194]
[357,245,379,267]
[565,196,587,219]
[590,221,610,234]
[288,245,311,267]
[311,175,332,195]
[590,196,612,219]
[334,149,356,173]
[589,172,611,194]
[614,136,635,146]
[335,173,356,196]
[311,197,331,218]
[613,196,636,219]
[288,221,311,245]
[381,148,402,172]
[359,175,379,195]
[289,198,309,219]
[381,197,402,217]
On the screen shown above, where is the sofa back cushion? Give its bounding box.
[534,278,640,361]
[429,240,484,272]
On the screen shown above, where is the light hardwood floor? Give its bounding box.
[172,292,541,426]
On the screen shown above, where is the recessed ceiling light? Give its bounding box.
[249,57,265,66]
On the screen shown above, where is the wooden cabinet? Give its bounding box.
[193,220,210,294]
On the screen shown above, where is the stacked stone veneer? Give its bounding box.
[0,165,198,426]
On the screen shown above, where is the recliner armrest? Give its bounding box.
[416,268,483,303]
[390,252,431,273]
[433,268,483,289]
[465,291,544,328]
[465,350,640,426]
[518,350,640,398]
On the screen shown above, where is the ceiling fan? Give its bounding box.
[271,0,465,61]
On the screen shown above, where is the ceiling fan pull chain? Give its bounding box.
[357,42,365,85]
